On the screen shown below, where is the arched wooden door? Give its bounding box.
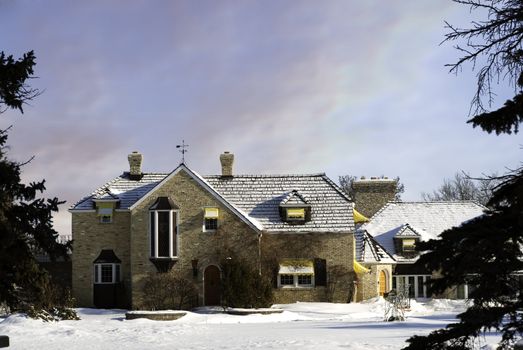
[204,265,221,306]
[379,270,387,296]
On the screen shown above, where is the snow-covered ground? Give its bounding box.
[0,298,502,349]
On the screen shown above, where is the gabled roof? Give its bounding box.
[129,164,264,232]
[361,201,485,262]
[394,223,421,238]
[71,168,354,233]
[280,190,309,206]
[355,230,395,264]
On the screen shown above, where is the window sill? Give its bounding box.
[278,286,315,290]
[149,257,178,272]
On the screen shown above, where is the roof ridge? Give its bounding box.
[203,173,326,178]
[361,200,486,226]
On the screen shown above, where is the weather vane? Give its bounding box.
[176,140,189,163]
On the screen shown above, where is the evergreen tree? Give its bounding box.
[405,1,523,348]
[406,168,522,349]
[0,51,71,313]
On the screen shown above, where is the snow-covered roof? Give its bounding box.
[359,201,485,262]
[71,167,354,233]
[354,230,395,264]
[205,174,354,233]
[73,173,166,210]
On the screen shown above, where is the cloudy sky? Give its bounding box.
[0,0,520,236]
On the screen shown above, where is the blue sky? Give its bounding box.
[0,0,520,236]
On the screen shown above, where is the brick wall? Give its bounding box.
[71,211,131,307]
[355,264,392,301]
[262,231,355,303]
[129,170,259,308]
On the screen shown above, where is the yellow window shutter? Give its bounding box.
[353,209,369,223]
[353,260,370,275]
[279,259,314,274]
[96,202,115,216]
[287,208,305,218]
[204,207,219,218]
[402,239,416,250]
[97,202,114,209]
[403,239,416,246]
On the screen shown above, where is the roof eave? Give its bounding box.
[69,209,96,213]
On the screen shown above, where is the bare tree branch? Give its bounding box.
[443,0,523,114]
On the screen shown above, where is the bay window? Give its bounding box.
[149,197,179,259]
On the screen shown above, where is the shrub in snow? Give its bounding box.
[27,305,79,322]
[325,265,354,303]
[23,281,78,321]
[141,271,198,310]
[221,253,273,309]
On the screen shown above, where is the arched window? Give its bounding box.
[149,197,179,258]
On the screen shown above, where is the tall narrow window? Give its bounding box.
[149,197,179,259]
[158,211,170,257]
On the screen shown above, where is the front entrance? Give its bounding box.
[204,265,221,306]
[379,270,387,296]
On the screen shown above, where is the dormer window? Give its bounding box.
[95,201,118,224]
[280,206,311,223]
[393,224,421,256]
[279,190,311,223]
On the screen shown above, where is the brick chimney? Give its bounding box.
[220,151,234,177]
[352,177,397,218]
[128,151,143,180]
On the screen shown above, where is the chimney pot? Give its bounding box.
[128,151,143,180]
[220,152,234,177]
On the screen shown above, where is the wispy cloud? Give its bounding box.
[0,0,520,236]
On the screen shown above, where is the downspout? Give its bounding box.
[258,232,263,276]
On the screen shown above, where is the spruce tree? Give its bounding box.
[0,51,71,314]
[404,1,523,349]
